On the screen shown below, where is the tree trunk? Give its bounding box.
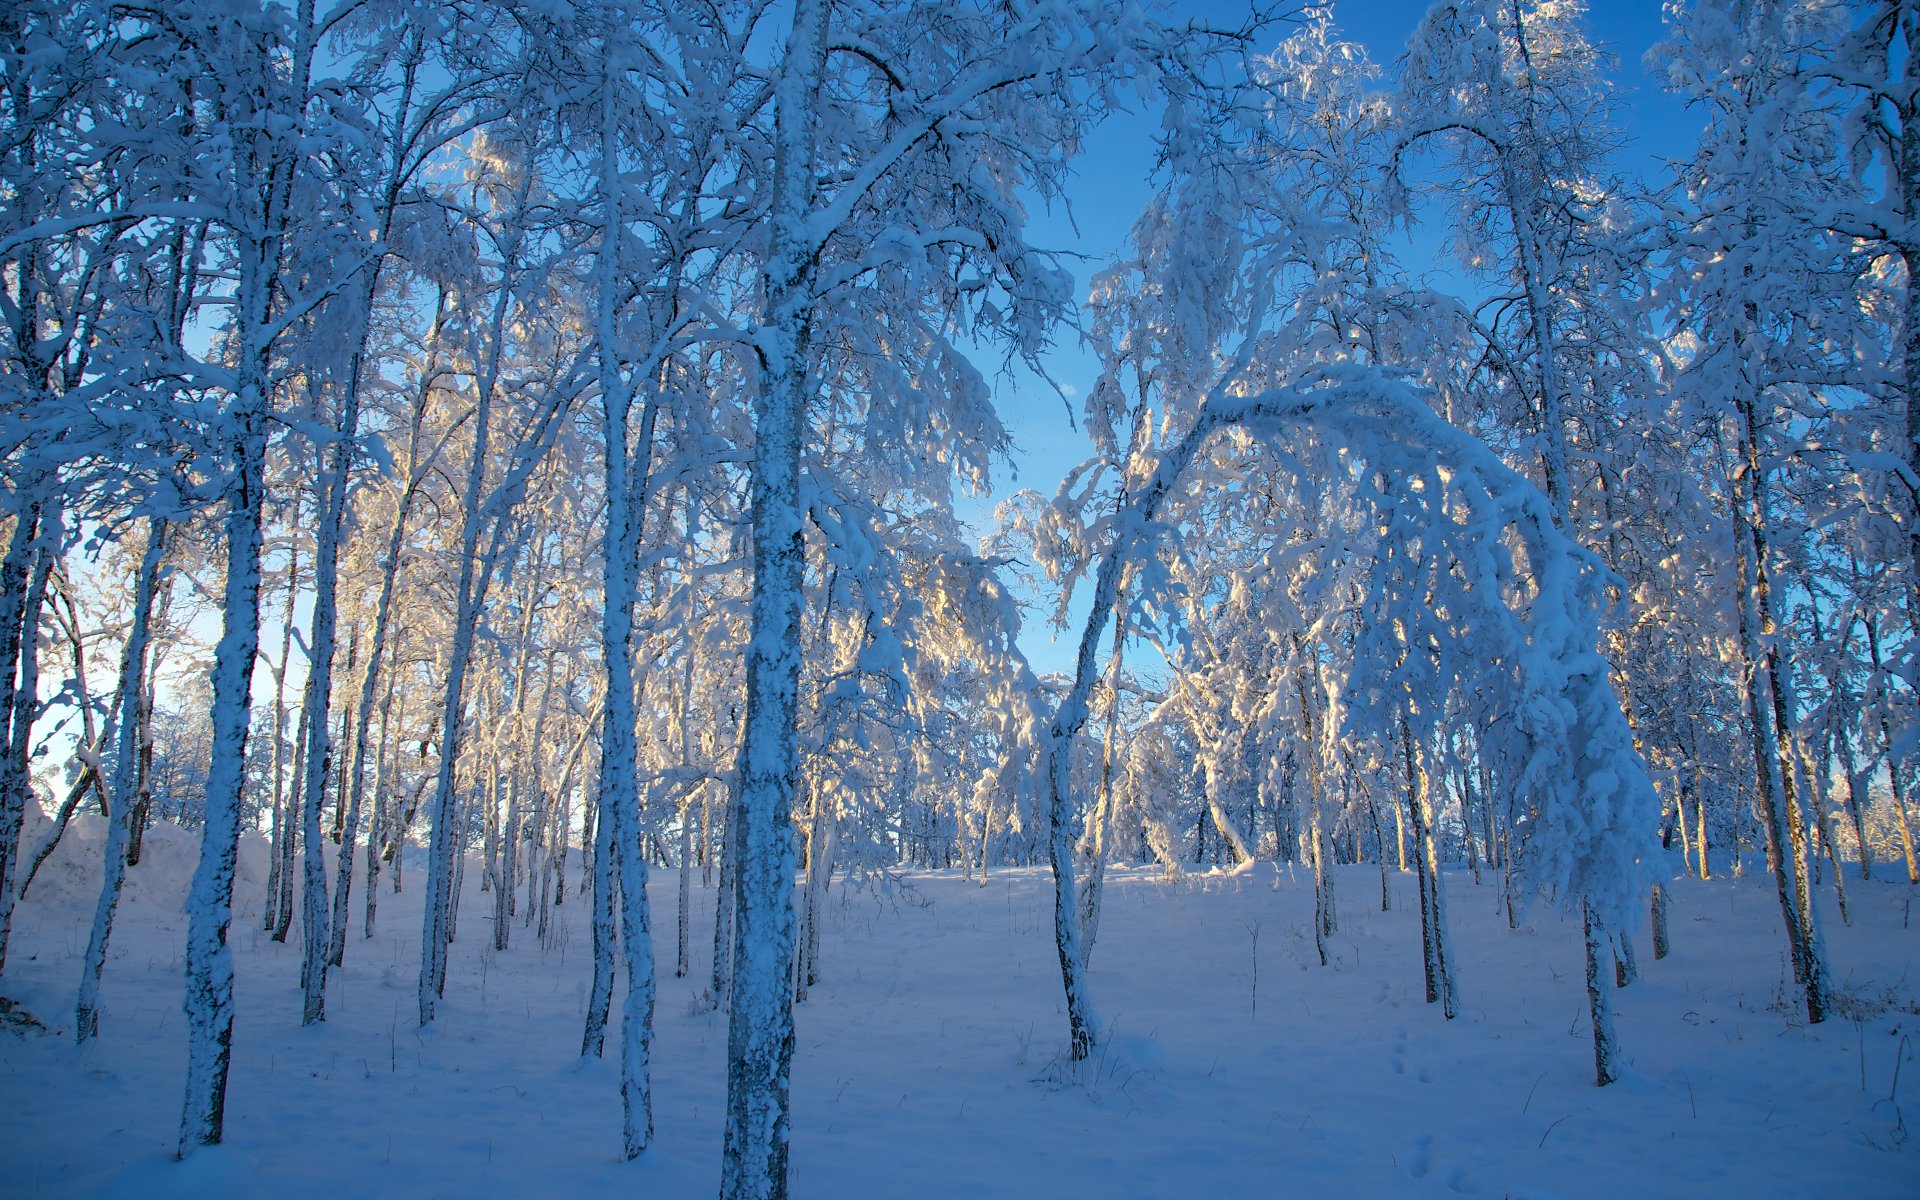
[582,788,616,1054]
[1402,713,1455,1018]
[1723,406,1828,1023]
[263,546,299,934]
[125,619,160,869]
[180,335,273,1152]
[1365,775,1390,912]
[1296,663,1334,966]
[417,265,517,1025]
[297,366,369,1022]
[709,779,736,1008]
[722,8,828,1191]
[677,795,692,979]
[1584,902,1618,1086]
[591,142,659,1150]
[273,701,306,944]
[1651,883,1670,961]
[1079,603,1127,965]
[0,508,50,974]
[76,520,165,1041]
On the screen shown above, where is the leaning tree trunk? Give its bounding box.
[1723,401,1829,1024]
[295,375,372,1023]
[76,520,166,1041]
[1864,613,1919,884]
[21,565,109,897]
[416,250,521,1024]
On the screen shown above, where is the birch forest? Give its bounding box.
[2,0,1916,1196]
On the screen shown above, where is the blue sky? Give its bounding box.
[982,0,1695,675]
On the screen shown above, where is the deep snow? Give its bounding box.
[1,813,1914,1198]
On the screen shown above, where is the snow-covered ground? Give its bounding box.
[2,815,1914,1198]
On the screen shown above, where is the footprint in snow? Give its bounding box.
[1405,1133,1434,1179]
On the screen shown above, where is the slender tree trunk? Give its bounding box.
[1900,8,1920,628]
[1864,614,1919,883]
[325,618,372,966]
[1402,713,1455,1018]
[364,645,401,937]
[794,785,819,1003]
[1502,825,1518,930]
[614,766,656,1158]
[1723,408,1828,1023]
[296,605,333,1021]
[580,78,670,1161]
[1651,883,1670,961]
[76,521,165,1040]
[1459,768,1481,887]
[1803,737,1850,925]
[297,368,370,1022]
[1819,613,1873,882]
[492,595,540,953]
[20,759,103,900]
[1584,902,1618,1086]
[1079,605,1127,965]
[1500,153,1569,514]
[0,509,50,974]
[1613,925,1638,989]
[0,514,38,831]
[674,501,702,982]
[417,267,518,1025]
[1204,794,1255,865]
[274,701,306,944]
[1392,767,1408,873]
[125,601,162,869]
[1296,663,1333,965]
[1694,785,1711,882]
[1365,776,1390,912]
[677,795,692,979]
[709,779,736,1007]
[1834,722,1871,883]
[181,328,274,1151]
[1401,718,1437,1005]
[701,778,713,888]
[1890,757,1919,886]
[263,547,298,934]
[582,787,616,1054]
